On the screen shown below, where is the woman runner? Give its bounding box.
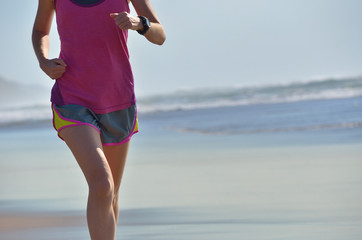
[32,0,166,239]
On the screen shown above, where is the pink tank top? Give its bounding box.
[51,0,135,114]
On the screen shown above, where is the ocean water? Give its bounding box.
[1,76,362,132]
[134,76,362,148]
[1,77,362,239]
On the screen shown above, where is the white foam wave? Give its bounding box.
[170,122,362,135]
[138,83,362,113]
[0,104,51,126]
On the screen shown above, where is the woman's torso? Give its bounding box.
[51,0,135,114]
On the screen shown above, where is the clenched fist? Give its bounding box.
[110,12,143,31]
[40,58,67,80]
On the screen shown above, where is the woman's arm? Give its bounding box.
[110,0,166,45]
[32,0,66,79]
[131,0,166,45]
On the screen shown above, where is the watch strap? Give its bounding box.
[137,16,150,35]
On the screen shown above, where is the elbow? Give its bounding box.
[153,25,166,45]
[144,24,166,45]
[32,28,49,40]
[156,27,166,45]
[149,33,166,46]
[156,34,166,45]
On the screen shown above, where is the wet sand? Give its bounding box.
[1,125,362,239]
[0,212,86,231]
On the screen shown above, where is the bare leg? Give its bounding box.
[60,125,116,240]
[103,141,131,223]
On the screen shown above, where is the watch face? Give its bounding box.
[70,0,105,7]
[145,17,151,27]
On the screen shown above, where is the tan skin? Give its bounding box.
[32,1,165,239]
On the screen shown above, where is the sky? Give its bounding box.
[1,0,362,97]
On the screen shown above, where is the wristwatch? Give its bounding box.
[137,16,151,35]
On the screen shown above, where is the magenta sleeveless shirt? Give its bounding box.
[51,0,135,114]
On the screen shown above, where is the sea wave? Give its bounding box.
[169,122,362,135]
[0,104,51,127]
[137,76,362,113]
[1,76,362,127]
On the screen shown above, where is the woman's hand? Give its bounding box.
[40,58,67,80]
[110,12,142,31]
[110,0,166,45]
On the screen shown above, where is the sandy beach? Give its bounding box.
[1,122,362,239]
[0,212,86,231]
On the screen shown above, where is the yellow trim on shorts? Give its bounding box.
[52,105,78,131]
[133,117,139,132]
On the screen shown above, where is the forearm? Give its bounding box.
[143,22,166,45]
[33,1,66,79]
[32,30,50,65]
[129,0,166,45]
[110,13,166,45]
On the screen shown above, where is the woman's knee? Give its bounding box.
[88,174,115,201]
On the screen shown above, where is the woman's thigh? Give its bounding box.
[60,125,113,186]
[103,141,131,193]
